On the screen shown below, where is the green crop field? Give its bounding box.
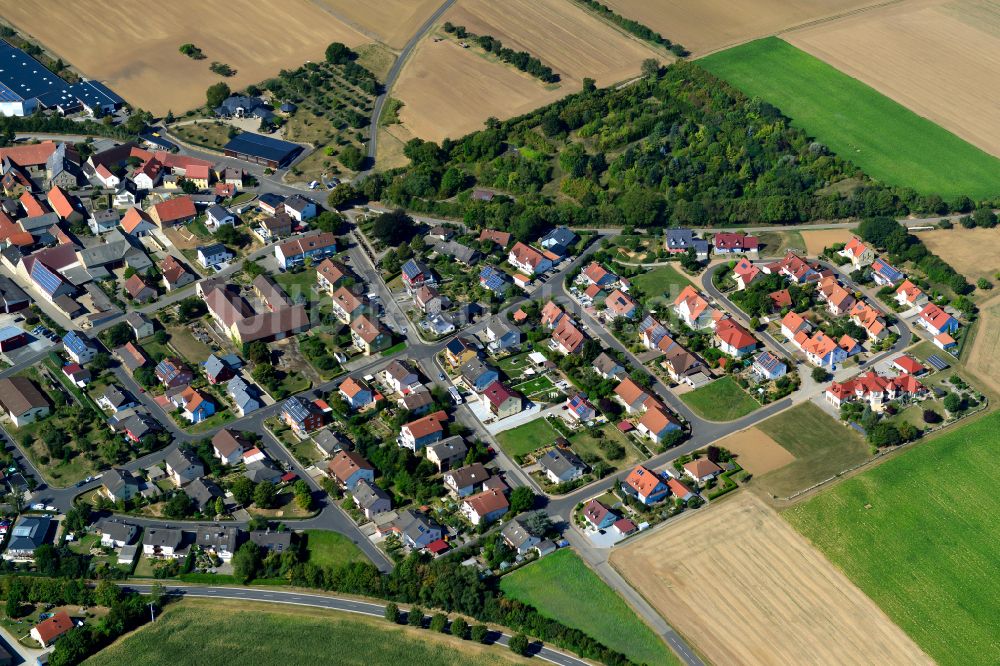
[84,599,527,666]
[785,410,1000,666]
[500,550,677,666]
[680,376,759,421]
[700,38,1000,199]
[303,530,367,568]
[495,418,559,457]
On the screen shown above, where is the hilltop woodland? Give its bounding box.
[350,61,989,242]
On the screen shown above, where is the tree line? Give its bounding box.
[569,0,688,56]
[442,23,560,84]
[857,217,971,294]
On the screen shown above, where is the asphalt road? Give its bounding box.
[123,583,589,666]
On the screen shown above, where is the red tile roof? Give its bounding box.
[46,186,75,219]
[121,207,154,233]
[33,611,73,645]
[19,191,47,217]
[624,465,664,496]
[152,196,196,223]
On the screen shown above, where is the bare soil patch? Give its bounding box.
[785,0,1000,159]
[307,0,443,49]
[915,226,1000,283]
[611,493,932,666]
[713,427,794,476]
[0,0,368,114]
[600,0,882,56]
[800,228,854,256]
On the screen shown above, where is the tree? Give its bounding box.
[214,496,226,516]
[339,145,366,171]
[972,206,997,228]
[508,633,529,656]
[149,582,166,609]
[64,504,90,533]
[230,476,255,506]
[429,613,448,633]
[245,340,270,365]
[641,58,660,78]
[251,363,278,387]
[325,42,354,64]
[582,77,596,93]
[407,606,424,627]
[943,392,965,414]
[206,82,231,109]
[868,422,902,448]
[95,579,121,607]
[164,492,193,518]
[293,480,313,511]
[922,409,942,424]
[90,353,111,372]
[327,183,356,209]
[253,481,277,508]
[470,624,489,644]
[177,297,206,320]
[450,616,468,639]
[508,486,536,514]
[977,278,992,290]
[370,209,414,246]
[384,602,400,623]
[811,367,829,383]
[233,541,262,583]
[104,322,132,347]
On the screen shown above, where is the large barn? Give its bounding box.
[222,132,302,169]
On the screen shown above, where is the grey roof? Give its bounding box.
[195,525,239,553]
[124,311,151,330]
[427,435,467,462]
[20,212,59,232]
[284,194,313,213]
[206,204,231,220]
[352,478,391,510]
[197,242,228,257]
[91,209,119,225]
[312,429,346,456]
[501,516,538,549]
[245,459,282,483]
[95,518,138,545]
[0,275,28,309]
[486,317,518,340]
[392,509,440,545]
[102,467,139,495]
[538,447,587,477]
[7,515,51,553]
[249,529,291,552]
[460,357,496,384]
[184,477,223,510]
[100,385,135,409]
[77,229,151,270]
[400,389,433,411]
[166,448,203,477]
[203,353,229,379]
[665,228,709,254]
[216,95,267,115]
[144,527,182,549]
[227,375,262,412]
[593,352,625,377]
[444,462,490,489]
[542,227,578,247]
[223,133,301,166]
[438,240,478,265]
[384,359,417,383]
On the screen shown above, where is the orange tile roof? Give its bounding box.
[120,207,154,233]
[46,186,75,219]
[614,378,648,406]
[403,410,448,439]
[328,450,373,484]
[673,285,709,322]
[33,611,73,645]
[19,191,47,217]
[639,406,677,434]
[151,196,196,223]
[714,317,756,350]
[0,141,58,167]
[510,241,546,269]
[624,465,663,496]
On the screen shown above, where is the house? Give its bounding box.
[185,477,223,512]
[123,311,154,340]
[30,612,73,648]
[438,240,478,265]
[769,289,792,312]
[414,285,446,314]
[583,500,617,530]
[662,345,710,387]
[0,276,27,312]
[101,468,140,502]
[350,315,390,354]
[205,204,235,231]
[196,243,233,268]
[817,276,856,316]
[592,352,626,380]
[566,393,597,421]
[839,235,876,269]
[892,355,925,376]
[352,479,392,519]
[934,332,958,352]
[274,232,336,270]
[114,180,141,208]
[159,255,194,291]
[794,330,847,369]
[714,232,759,256]
[481,381,523,419]
[552,317,585,355]
[460,357,499,393]
[169,385,215,423]
[282,396,325,435]
[386,509,442,550]
[258,193,285,216]
[330,286,366,323]
[257,212,294,241]
[826,371,926,411]
[124,273,156,303]
[399,410,448,450]
[245,459,282,484]
[478,265,509,294]
[97,385,137,413]
[714,317,757,357]
[673,286,714,329]
[637,406,681,444]
[683,458,723,484]
[732,257,761,290]
[538,447,587,485]
[203,353,238,384]
[110,408,161,444]
[870,257,904,287]
[461,488,509,526]
[895,279,929,309]
[4,515,52,561]
[314,258,350,294]
[479,228,511,247]
[502,516,541,555]
[195,526,239,562]
[763,251,822,284]
[339,376,374,411]
[622,465,668,504]
[184,164,212,190]
[249,530,293,554]
[399,388,433,415]
[540,227,577,255]
[849,301,888,340]
[780,311,812,342]
[155,357,193,388]
[165,448,204,486]
[62,363,91,387]
[508,242,552,275]
[444,336,480,367]
[582,261,617,287]
[443,462,490,497]
[226,376,262,416]
[212,428,249,465]
[63,331,98,364]
[400,258,435,293]
[665,228,709,260]
[426,435,467,471]
[283,194,317,222]
[132,158,162,190]
[614,378,650,414]
[96,519,138,548]
[605,289,638,319]
[383,360,420,394]
[148,196,196,227]
[0,376,49,426]
[94,163,120,188]
[752,351,787,381]
[89,208,120,234]
[918,303,959,336]
[328,450,375,490]
[143,527,183,558]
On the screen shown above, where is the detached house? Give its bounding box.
[895,279,929,309]
[460,357,499,393]
[752,351,787,381]
[592,352,626,380]
[102,468,140,502]
[148,196,196,228]
[212,428,249,465]
[155,357,193,388]
[826,371,926,411]
[339,376,374,411]
[714,317,756,357]
[622,465,668,505]
[352,479,391,519]
[664,228,708,260]
[283,194,316,222]
[63,331,97,364]
[328,450,374,490]
[502,516,542,555]
[870,257,904,287]
[168,386,215,423]
[282,396,325,435]
[400,259,435,292]
[552,317,585,355]
[350,315,390,355]
[274,232,336,270]
[839,235,876,269]
[383,360,420,394]
[817,276,855,316]
[683,458,723,484]
[566,393,596,421]
[918,303,959,336]
[426,435,467,471]
[461,488,509,526]
[538,447,586,485]
[637,406,681,444]
[673,286,713,329]
[614,378,650,414]
[399,410,448,451]
[159,255,194,291]
[732,257,761,290]
[583,499,617,530]
[415,285,446,314]
[605,289,638,319]
[794,330,847,369]
[713,232,759,256]
[444,462,491,497]
[508,242,551,275]
[480,381,523,420]
[165,448,204,486]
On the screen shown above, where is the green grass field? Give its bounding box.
[303,530,367,567]
[680,376,759,421]
[495,418,559,457]
[756,401,869,496]
[785,410,1000,665]
[630,264,692,303]
[700,38,1000,199]
[500,550,677,666]
[83,599,527,666]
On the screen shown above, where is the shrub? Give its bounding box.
[450,617,468,639]
[508,633,529,656]
[384,602,399,623]
[923,409,942,424]
[470,624,489,643]
[407,606,424,627]
[429,613,448,633]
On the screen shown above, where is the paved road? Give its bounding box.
[123,583,589,666]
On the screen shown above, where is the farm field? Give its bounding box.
[711,427,794,476]
[913,227,1000,284]
[680,377,759,421]
[83,599,529,666]
[599,0,880,56]
[0,0,369,114]
[303,529,367,567]
[500,549,676,666]
[755,401,870,497]
[799,228,854,256]
[785,0,1000,161]
[963,293,1000,395]
[700,38,1000,199]
[307,0,442,49]
[495,417,559,458]
[611,492,932,666]
[785,409,1000,666]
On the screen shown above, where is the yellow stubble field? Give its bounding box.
[306,0,443,49]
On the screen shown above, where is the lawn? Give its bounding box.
[680,376,759,421]
[166,326,214,365]
[569,423,641,469]
[784,410,1000,666]
[512,375,555,397]
[82,599,529,666]
[699,38,1000,199]
[495,418,559,458]
[630,264,692,303]
[274,268,316,300]
[756,230,805,258]
[755,401,870,497]
[500,550,677,666]
[303,529,367,568]
[497,351,532,380]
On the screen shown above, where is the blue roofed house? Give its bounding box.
[566,393,596,421]
[478,266,509,294]
[29,261,74,301]
[62,331,97,364]
[540,227,578,256]
[664,229,709,261]
[226,375,262,416]
[870,257,904,287]
[752,351,787,381]
[583,499,618,530]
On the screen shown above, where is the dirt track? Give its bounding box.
[611,493,933,666]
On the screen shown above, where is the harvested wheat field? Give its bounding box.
[307,0,442,49]
[800,228,855,256]
[445,0,664,86]
[915,227,1000,284]
[786,0,1000,159]
[712,427,794,476]
[600,0,881,56]
[611,493,932,666]
[962,294,1000,394]
[0,0,368,114]
[394,39,567,142]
